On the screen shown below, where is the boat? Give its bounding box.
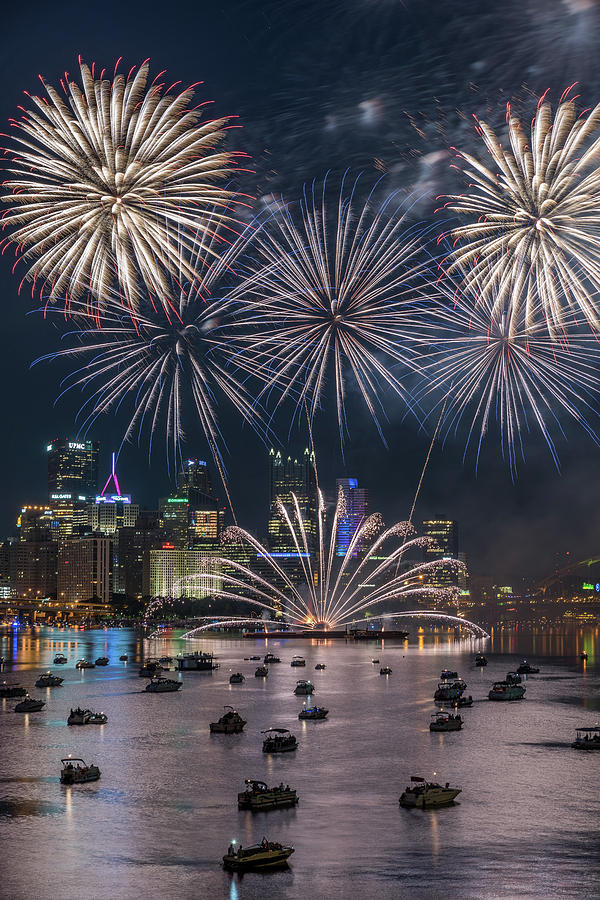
[139,660,164,677]
[290,656,306,667]
[430,711,463,732]
[488,681,526,701]
[580,651,588,661]
[294,679,314,695]
[452,695,473,708]
[223,839,294,871]
[237,779,299,811]
[475,655,487,667]
[229,672,245,684]
[298,706,328,720]
[380,666,392,675]
[210,706,246,733]
[176,651,218,671]
[0,682,26,698]
[399,776,461,809]
[245,655,261,661]
[145,677,182,693]
[505,671,522,685]
[86,711,108,724]
[35,672,64,687]
[255,666,269,677]
[119,654,128,661]
[264,653,281,664]
[571,725,600,751]
[67,707,91,725]
[75,659,95,669]
[262,727,298,753]
[54,654,68,665]
[95,656,109,666]
[372,659,380,664]
[434,682,464,702]
[516,660,540,674]
[441,669,458,680]
[60,757,101,785]
[15,695,45,712]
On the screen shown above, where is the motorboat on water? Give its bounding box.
[294,679,314,695]
[14,695,45,712]
[255,666,269,677]
[372,659,380,664]
[119,654,128,661]
[35,672,63,688]
[452,695,473,708]
[68,707,107,725]
[488,681,526,701]
[145,677,182,693]
[60,757,101,785]
[315,663,326,670]
[264,653,281,664]
[210,706,246,733]
[440,670,458,680]
[399,776,461,809]
[54,654,68,665]
[86,711,108,724]
[290,656,306,667]
[229,672,245,684]
[571,725,600,751]
[237,779,298,811]
[430,711,463,732]
[505,671,522,685]
[262,727,298,753]
[434,682,463,702]
[75,659,95,669]
[380,666,392,675]
[516,660,540,674]
[475,655,487,667]
[95,657,109,666]
[298,706,328,720]
[223,839,294,871]
[139,660,164,677]
[176,651,218,671]
[0,682,26,698]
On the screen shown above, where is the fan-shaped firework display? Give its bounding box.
[35,219,263,495]
[1,58,242,315]
[169,487,463,629]
[230,176,433,447]
[413,281,600,473]
[442,89,600,335]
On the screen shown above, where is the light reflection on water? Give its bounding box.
[0,625,598,900]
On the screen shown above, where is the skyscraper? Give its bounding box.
[268,448,317,552]
[177,459,225,550]
[177,458,212,497]
[88,453,139,535]
[57,536,112,604]
[47,439,99,538]
[422,517,459,590]
[336,478,369,556]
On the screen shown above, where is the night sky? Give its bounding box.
[3,0,600,581]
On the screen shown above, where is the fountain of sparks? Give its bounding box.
[175,488,467,636]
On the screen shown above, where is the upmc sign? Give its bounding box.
[68,442,85,450]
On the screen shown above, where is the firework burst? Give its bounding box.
[413,277,600,473]
[441,88,600,335]
[172,486,463,629]
[2,58,244,315]
[229,175,435,447]
[35,217,264,497]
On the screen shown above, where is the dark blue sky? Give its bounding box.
[3,0,600,580]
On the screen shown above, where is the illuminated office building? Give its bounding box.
[17,506,58,542]
[177,458,212,497]
[422,517,459,589]
[148,548,221,599]
[336,478,368,556]
[159,496,189,549]
[57,536,112,605]
[47,439,99,538]
[268,448,317,552]
[88,454,139,535]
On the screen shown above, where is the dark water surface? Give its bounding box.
[0,626,598,899]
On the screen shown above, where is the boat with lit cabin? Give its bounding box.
[237,779,298,811]
[210,706,246,733]
[223,839,294,871]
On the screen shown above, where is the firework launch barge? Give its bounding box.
[242,628,409,640]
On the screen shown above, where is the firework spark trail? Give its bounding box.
[227,174,435,448]
[173,488,463,629]
[441,88,600,336]
[412,275,600,473]
[33,215,265,507]
[1,58,246,315]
